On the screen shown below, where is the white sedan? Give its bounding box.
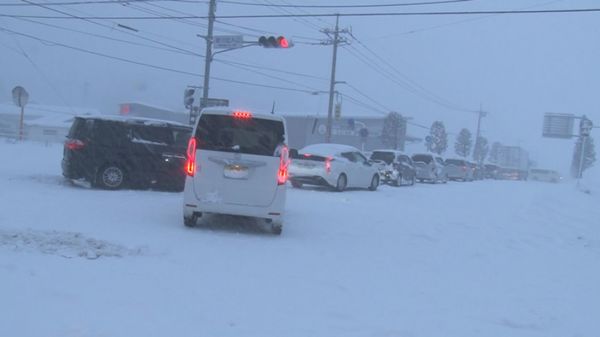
[288,143,380,191]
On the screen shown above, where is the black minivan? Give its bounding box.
[62,116,192,191]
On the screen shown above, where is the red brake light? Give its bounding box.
[277,146,290,185]
[232,111,252,119]
[186,137,197,176]
[325,157,332,174]
[65,139,85,150]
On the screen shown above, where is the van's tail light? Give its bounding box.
[186,137,197,176]
[65,139,85,150]
[277,146,290,185]
[325,157,332,174]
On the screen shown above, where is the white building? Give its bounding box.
[0,103,98,143]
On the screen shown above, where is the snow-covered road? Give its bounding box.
[1,142,599,337]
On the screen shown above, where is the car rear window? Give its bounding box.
[195,114,284,156]
[370,151,395,164]
[412,154,432,164]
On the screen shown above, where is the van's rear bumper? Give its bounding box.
[183,178,286,222]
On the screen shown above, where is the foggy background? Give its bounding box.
[1,0,599,175]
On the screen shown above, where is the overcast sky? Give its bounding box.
[1,0,599,173]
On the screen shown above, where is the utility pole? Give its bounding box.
[473,104,487,163]
[201,0,216,110]
[321,15,349,143]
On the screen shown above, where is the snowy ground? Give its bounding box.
[1,141,599,337]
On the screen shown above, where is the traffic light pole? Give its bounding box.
[201,0,216,110]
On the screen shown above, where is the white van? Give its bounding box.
[182,109,289,234]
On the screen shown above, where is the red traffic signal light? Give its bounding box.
[258,36,291,48]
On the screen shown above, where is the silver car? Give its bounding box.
[445,158,473,181]
[411,153,447,183]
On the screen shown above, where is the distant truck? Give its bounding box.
[496,146,529,180]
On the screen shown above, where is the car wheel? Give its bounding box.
[271,222,282,235]
[291,180,303,188]
[368,174,379,191]
[393,174,401,187]
[335,173,347,192]
[96,164,126,190]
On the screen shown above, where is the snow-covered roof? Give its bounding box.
[299,143,360,156]
[77,115,191,128]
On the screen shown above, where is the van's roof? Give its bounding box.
[200,108,285,122]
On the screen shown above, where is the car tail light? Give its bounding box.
[325,157,332,174]
[461,166,467,172]
[186,137,197,176]
[232,110,252,119]
[277,145,289,185]
[65,139,85,150]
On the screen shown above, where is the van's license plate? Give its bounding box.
[224,164,249,179]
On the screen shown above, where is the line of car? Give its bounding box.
[61,108,561,236]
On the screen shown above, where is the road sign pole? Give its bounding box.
[577,135,586,184]
[19,105,25,141]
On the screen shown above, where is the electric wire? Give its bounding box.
[4,8,600,19]
[0,26,316,94]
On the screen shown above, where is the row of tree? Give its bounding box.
[423,120,494,163]
[380,113,596,176]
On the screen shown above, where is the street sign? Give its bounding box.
[542,113,575,138]
[200,97,229,108]
[213,35,244,49]
[580,117,593,137]
[12,86,29,108]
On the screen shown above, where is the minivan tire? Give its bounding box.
[96,164,126,190]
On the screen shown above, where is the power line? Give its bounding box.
[6,15,330,83]
[218,0,473,8]
[347,32,475,113]
[0,0,207,6]
[0,26,316,94]
[5,8,600,19]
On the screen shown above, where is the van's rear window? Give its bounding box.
[195,114,284,156]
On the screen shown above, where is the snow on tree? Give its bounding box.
[425,121,448,155]
[472,136,489,163]
[571,136,596,178]
[381,111,404,150]
[454,128,472,158]
[488,141,501,164]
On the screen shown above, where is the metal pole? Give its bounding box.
[19,105,24,141]
[578,135,586,180]
[325,15,340,143]
[473,104,483,163]
[201,0,216,110]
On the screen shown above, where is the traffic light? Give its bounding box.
[184,88,195,108]
[258,36,291,48]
